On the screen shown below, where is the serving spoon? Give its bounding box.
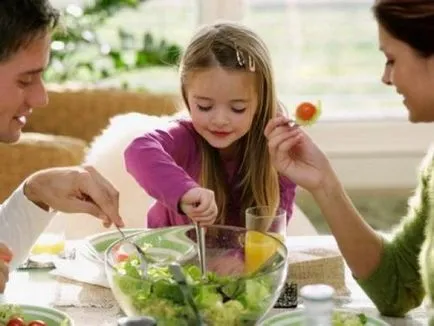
[169,262,205,325]
[195,223,207,280]
[115,225,148,277]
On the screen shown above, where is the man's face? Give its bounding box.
[0,33,51,143]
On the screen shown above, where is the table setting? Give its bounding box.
[0,206,429,326]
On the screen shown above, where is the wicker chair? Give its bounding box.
[0,87,180,202]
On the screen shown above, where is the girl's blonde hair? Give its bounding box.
[179,21,280,225]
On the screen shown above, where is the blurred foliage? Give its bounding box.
[46,0,182,84]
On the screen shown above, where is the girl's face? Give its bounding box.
[186,66,258,158]
[379,24,434,122]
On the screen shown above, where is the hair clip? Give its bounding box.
[248,55,256,72]
[235,48,245,67]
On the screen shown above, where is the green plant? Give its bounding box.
[46,0,182,84]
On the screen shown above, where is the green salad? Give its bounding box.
[113,256,275,326]
[332,311,368,326]
[0,304,22,324]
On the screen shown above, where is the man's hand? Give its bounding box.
[24,166,124,228]
[0,243,12,293]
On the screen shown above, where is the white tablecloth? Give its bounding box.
[0,236,427,325]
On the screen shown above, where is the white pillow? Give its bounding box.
[53,111,186,239]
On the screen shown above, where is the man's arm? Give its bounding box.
[0,183,54,269]
[0,165,124,270]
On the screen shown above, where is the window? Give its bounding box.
[50,0,197,90]
[243,0,403,119]
[51,0,403,119]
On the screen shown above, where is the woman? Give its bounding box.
[265,0,434,317]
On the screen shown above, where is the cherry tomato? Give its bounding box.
[28,320,47,326]
[295,102,317,121]
[114,243,137,263]
[115,251,129,262]
[7,317,25,326]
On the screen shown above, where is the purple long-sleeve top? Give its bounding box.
[124,118,297,228]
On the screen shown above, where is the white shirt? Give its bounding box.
[0,183,54,269]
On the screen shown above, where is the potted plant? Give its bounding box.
[46,0,182,86]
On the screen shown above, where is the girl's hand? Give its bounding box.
[180,187,218,225]
[207,253,244,276]
[264,116,333,193]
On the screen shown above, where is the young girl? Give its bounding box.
[124,21,296,229]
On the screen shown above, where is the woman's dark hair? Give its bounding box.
[0,0,60,62]
[373,0,434,57]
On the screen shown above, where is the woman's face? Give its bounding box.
[379,24,434,122]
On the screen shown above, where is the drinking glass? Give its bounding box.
[245,206,287,273]
[30,214,66,264]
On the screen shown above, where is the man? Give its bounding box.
[0,1,124,292]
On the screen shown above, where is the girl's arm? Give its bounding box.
[124,119,200,214]
[279,177,297,221]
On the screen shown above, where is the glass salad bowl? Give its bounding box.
[105,225,288,326]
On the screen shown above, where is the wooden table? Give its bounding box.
[0,236,427,325]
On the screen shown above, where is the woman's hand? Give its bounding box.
[264,116,333,193]
[180,187,218,226]
[266,116,384,280]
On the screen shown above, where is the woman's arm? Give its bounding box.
[265,116,431,315]
[312,171,383,279]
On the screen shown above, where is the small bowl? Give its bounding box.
[0,304,74,326]
[105,225,288,326]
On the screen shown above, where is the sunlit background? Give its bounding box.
[47,0,432,233]
[51,0,403,118]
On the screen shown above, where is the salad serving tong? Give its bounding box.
[194,223,207,279]
[117,316,157,326]
[115,225,148,277]
[117,263,206,326]
[169,262,206,326]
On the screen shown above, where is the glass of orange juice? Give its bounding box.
[245,206,286,274]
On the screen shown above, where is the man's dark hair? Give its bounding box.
[0,0,60,62]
